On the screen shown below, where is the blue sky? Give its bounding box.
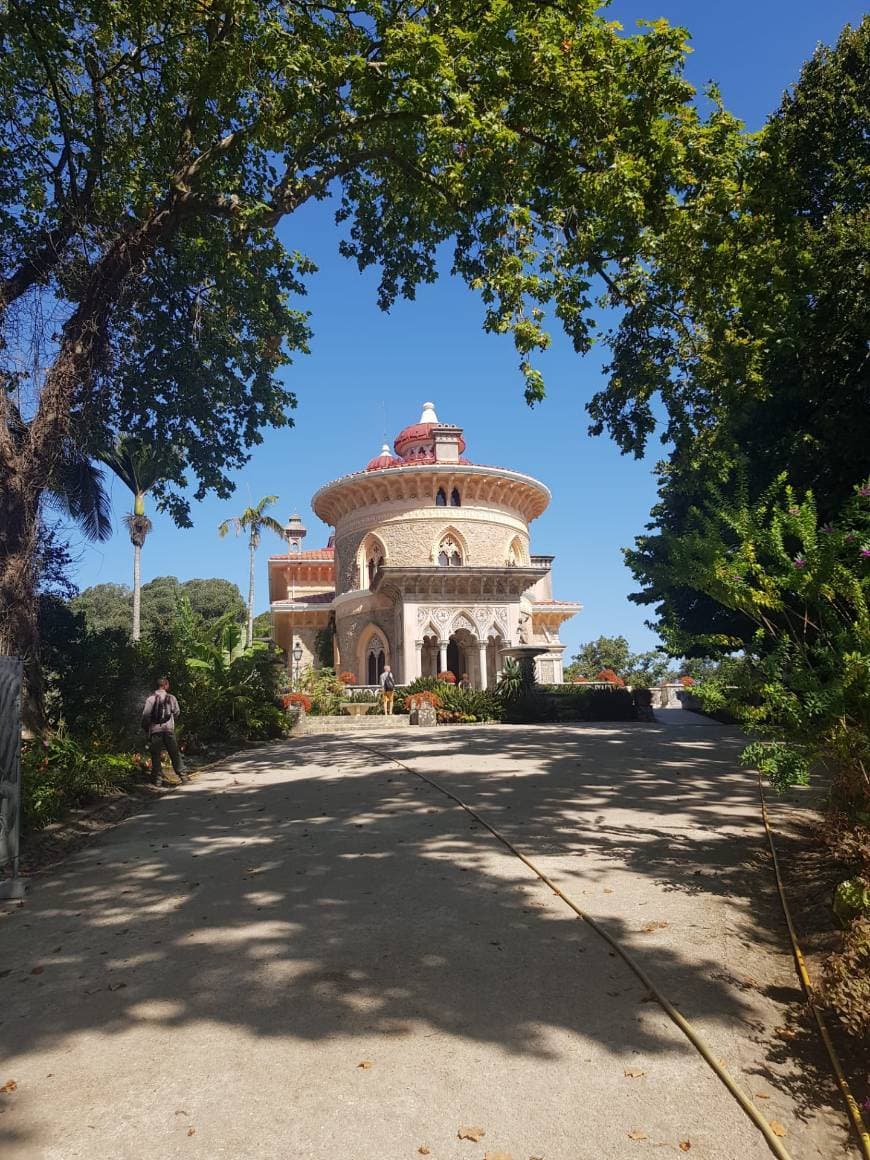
[70,1,865,657]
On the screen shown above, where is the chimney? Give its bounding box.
[433,424,463,463]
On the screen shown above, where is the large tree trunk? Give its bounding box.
[132,542,142,641]
[0,204,181,717]
[0,477,45,735]
[246,540,255,649]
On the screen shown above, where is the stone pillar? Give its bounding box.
[478,640,488,690]
[415,640,423,680]
[438,640,448,675]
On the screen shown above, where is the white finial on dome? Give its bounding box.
[420,401,438,424]
[379,442,390,456]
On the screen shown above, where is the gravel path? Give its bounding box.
[0,722,853,1159]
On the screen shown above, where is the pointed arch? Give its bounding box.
[435,487,447,507]
[357,532,387,589]
[432,525,469,567]
[449,609,477,636]
[506,534,528,566]
[450,487,461,507]
[357,625,390,685]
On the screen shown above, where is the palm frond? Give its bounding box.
[99,434,181,497]
[259,515,287,539]
[218,517,242,538]
[45,448,113,542]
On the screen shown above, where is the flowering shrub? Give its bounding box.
[679,675,695,687]
[338,672,356,686]
[407,690,443,710]
[437,670,456,683]
[282,692,312,713]
[595,668,625,686]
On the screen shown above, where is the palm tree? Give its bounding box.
[218,495,285,648]
[99,436,179,641]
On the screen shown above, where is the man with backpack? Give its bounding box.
[142,676,188,785]
[379,664,396,715]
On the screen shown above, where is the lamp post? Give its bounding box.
[292,640,303,689]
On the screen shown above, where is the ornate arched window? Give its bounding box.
[435,487,447,507]
[506,536,526,567]
[437,536,462,567]
[450,487,461,507]
[366,637,386,685]
[358,534,386,590]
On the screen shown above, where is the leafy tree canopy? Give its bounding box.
[565,635,631,678]
[617,19,870,654]
[72,576,244,636]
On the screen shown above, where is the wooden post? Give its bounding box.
[0,656,26,898]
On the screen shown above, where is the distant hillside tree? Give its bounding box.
[72,577,244,636]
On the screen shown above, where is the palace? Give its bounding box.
[268,403,581,687]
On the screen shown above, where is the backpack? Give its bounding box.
[382,672,395,692]
[150,693,174,726]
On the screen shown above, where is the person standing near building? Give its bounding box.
[142,676,188,785]
[380,664,396,715]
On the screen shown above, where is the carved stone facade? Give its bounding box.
[269,403,581,686]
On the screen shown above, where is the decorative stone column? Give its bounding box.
[438,640,448,674]
[415,640,423,680]
[478,639,488,690]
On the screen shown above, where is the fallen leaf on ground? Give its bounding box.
[627,1130,648,1141]
[187,1127,195,1136]
[0,1081,17,1094]
[418,1147,430,1155]
[770,1122,787,1137]
[755,1091,771,1100]
[31,966,44,975]
[175,1110,188,1116]
[624,1068,646,1078]
[458,1126,486,1141]
[603,888,613,894]
[640,922,668,933]
[679,1141,691,1152]
[357,1060,374,1069]
[107,982,127,991]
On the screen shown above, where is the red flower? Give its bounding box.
[408,691,443,710]
[595,669,625,687]
[437,671,456,684]
[338,672,357,686]
[283,692,312,713]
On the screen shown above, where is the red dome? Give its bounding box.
[365,451,400,472]
[394,423,466,458]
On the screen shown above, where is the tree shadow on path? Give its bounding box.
[0,722,842,1152]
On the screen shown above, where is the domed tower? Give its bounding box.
[267,403,580,687]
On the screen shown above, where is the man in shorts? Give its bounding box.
[379,664,396,714]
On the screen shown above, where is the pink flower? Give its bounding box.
[820,524,834,534]
[857,486,870,498]
[788,506,800,515]
[861,549,870,559]
[793,557,807,569]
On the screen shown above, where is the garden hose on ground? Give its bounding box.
[363,744,796,1160]
[757,772,870,1160]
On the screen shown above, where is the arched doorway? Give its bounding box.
[366,646,385,685]
[359,630,388,686]
[448,627,476,684]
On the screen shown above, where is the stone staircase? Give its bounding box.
[298,714,412,735]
